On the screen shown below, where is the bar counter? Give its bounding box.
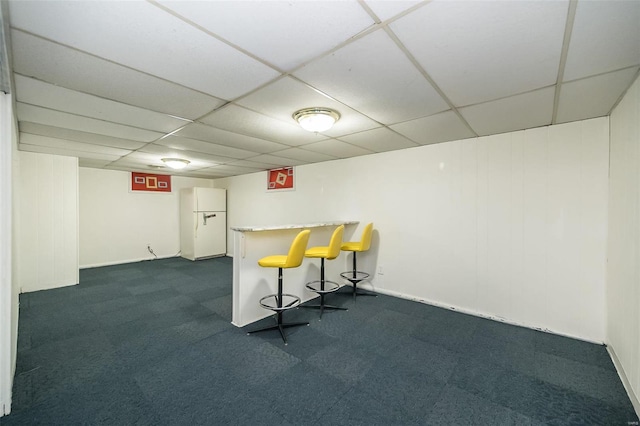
[231,221,358,327]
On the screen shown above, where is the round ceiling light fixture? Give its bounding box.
[161,158,190,170]
[293,107,340,133]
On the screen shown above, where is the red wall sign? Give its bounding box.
[267,167,294,191]
[131,172,172,192]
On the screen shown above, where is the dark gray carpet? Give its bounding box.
[2,256,638,425]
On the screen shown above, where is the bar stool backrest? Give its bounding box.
[359,223,373,252]
[327,225,345,260]
[284,230,311,268]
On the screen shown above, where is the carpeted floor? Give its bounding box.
[2,256,638,425]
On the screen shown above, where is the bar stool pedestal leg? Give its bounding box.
[302,258,348,319]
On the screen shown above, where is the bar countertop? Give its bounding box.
[231,220,358,233]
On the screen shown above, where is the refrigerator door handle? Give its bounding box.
[203,212,217,225]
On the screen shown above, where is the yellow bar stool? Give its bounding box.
[303,225,348,319]
[340,222,377,300]
[247,229,311,345]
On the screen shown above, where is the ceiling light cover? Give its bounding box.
[161,158,190,169]
[293,108,340,133]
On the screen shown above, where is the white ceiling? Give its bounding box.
[5,0,640,178]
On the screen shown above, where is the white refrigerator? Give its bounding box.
[180,187,227,260]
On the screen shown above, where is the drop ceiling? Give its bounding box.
[4,0,640,178]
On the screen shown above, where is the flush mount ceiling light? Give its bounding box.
[161,158,190,170]
[293,108,340,133]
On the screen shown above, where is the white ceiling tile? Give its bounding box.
[390,110,476,145]
[181,173,224,179]
[157,1,374,71]
[459,87,555,137]
[302,139,375,159]
[19,143,121,162]
[112,153,213,172]
[323,115,382,138]
[104,164,172,174]
[294,29,449,124]
[338,127,419,153]
[137,144,234,166]
[108,153,169,169]
[364,1,423,22]
[274,148,337,163]
[79,158,112,168]
[556,67,640,124]
[16,103,164,142]
[184,168,234,178]
[206,164,263,175]
[15,75,188,133]
[9,0,279,99]
[237,76,380,137]
[391,1,567,107]
[564,1,640,81]
[157,135,259,160]
[248,154,307,167]
[105,163,191,176]
[20,133,132,156]
[200,104,324,146]
[19,122,147,150]
[111,152,163,165]
[226,159,286,169]
[175,122,290,153]
[11,30,226,120]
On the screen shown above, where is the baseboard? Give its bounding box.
[21,279,78,294]
[354,282,605,345]
[607,345,640,419]
[80,254,179,269]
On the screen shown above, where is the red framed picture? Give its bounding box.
[267,167,294,191]
[131,172,172,193]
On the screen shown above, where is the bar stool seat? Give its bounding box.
[340,223,376,300]
[303,225,347,318]
[247,229,311,344]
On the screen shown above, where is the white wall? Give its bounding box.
[0,93,15,415]
[17,151,79,293]
[11,121,18,383]
[217,117,609,343]
[607,74,640,412]
[79,168,214,268]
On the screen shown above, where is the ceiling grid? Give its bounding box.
[2,0,638,177]
[551,0,579,125]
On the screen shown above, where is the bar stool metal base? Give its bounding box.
[247,312,309,345]
[340,251,377,300]
[247,267,309,345]
[340,271,377,299]
[303,276,347,319]
[302,294,348,319]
